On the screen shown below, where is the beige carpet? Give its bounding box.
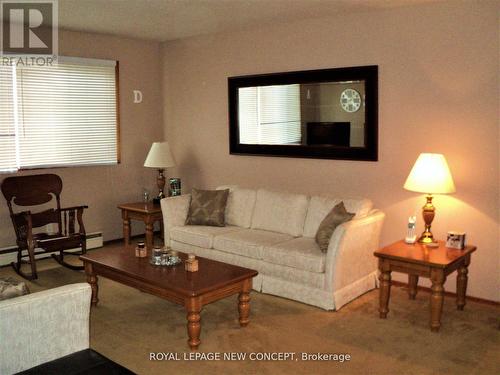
[1,253,499,375]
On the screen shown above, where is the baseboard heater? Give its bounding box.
[0,232,103,267]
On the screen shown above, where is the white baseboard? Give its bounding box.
[0,232,103,267]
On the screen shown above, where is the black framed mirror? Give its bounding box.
[228,65,378,161]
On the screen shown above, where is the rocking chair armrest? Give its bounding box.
[60,205,89,211]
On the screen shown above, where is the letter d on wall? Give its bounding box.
[133,90,143,104]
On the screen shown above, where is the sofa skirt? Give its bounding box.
[171,240,377,311]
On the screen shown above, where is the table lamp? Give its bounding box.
[403,153,456,244]
[144,141,176,204]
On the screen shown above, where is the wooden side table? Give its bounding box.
[374,240,476,332]
[117,202,163,250]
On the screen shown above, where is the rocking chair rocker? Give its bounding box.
[1,174,88,280]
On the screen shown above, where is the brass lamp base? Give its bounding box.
[156,168,166,199]
[418,232,435,244]
[418,194,436,244]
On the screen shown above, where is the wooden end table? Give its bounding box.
[118,202,163,250]
[80,247,258,350]
[374,240,476,332]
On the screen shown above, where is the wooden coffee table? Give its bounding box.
[80,247,258,350]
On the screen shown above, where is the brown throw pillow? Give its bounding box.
[185,188,230,227]
[315,202,355,253]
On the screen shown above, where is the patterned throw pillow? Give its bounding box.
[315,202,355,253]
[185,188,230,227]
[0,277,30,301]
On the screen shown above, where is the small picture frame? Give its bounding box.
[446,231,466,250]
[169,178,181,196]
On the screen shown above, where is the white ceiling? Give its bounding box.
[56,0,439,42]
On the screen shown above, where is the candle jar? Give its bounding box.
[135,242,145,258]
[169,250,180,265]
[160,249,170,266]
[185,253,199,272]
[151,246,162,266]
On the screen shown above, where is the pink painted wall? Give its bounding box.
[162,1,499,301]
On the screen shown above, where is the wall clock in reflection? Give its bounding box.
[340,89,361,113]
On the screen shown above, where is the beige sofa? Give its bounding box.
[0,283,91,374]
[161,186,385,310]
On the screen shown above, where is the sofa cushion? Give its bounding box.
[185,188,229,226]
[303,196,373,238]
[263,237,326,273]
[170,225,243,249]
[251,189,309,237]
[217,186,257,228]
[213,229,293,260]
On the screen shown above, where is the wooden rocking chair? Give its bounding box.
[1,174,88,280]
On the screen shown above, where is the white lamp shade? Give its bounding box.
[404,153,456,194]
[144,141,176,168]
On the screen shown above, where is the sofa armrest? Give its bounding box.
[0,283,91,375]
[324,209,385,293]
[160,194,191,247]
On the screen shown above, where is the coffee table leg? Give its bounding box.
[238,279,252,327]
[185,297,202,350]
[430,269,445,332]
[408,274,419,300]
[456,256,470,311]
[84,262,99,306]
[378,260,391,319]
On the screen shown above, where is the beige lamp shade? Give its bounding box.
[144,141,176,168]
[404,153,456,194]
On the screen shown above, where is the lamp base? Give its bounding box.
[418,232,435,244]
[418,194,436,244]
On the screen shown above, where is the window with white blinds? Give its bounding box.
[0,57,118,172]
[238,84,301,145]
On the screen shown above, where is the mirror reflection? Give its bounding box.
[238,81,365,147]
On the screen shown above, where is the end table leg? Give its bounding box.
[430,269,446,332]
[145,219,154,250]
[456,256,470,311]
[378,260,391,319]
[238,279,252,327]
[84,262,99,306]
[408,274,419,300]
[185,298,202,351]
